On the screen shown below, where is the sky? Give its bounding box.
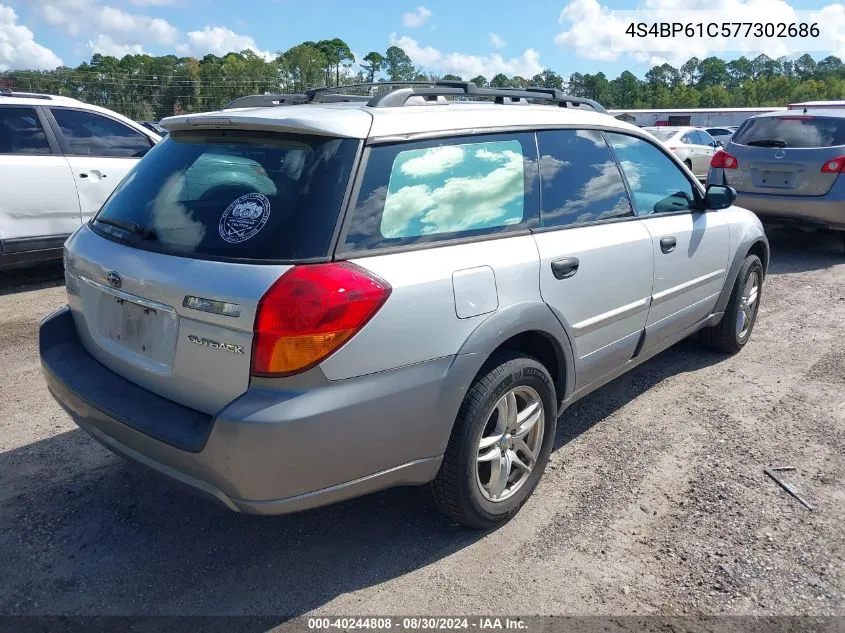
[1,0,844,78]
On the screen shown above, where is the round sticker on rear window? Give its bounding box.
[219,193,271,244]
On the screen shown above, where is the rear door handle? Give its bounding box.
[660,236,677,254]
[551,257,579,279]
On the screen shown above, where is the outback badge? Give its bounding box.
[187,334,245,355]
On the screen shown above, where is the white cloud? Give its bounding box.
[97,6,179,44]
[0,3,63,71]
[400,146,466,178]
[128,0,181,5]
[180,26,274,60]
[34,0,178,54]
[36,0,91,37]
[390,34,543,78]
[555,0,845,66]
[489,33,506,49]
[382,147,525,236]
[402,6,432,28]
[87,34,143,57]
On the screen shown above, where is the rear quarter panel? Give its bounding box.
[320,235,541,380]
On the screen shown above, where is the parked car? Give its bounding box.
[708,110,845,248]
[40,83,769,529]
[705,126,738,145]
[643,126,721,180]
[0,91,161,269]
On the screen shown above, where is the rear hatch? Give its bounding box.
[63,127,360,414]
[724,114,845,196]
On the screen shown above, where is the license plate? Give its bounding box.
[97,295,160,357]
[759,170,794,188]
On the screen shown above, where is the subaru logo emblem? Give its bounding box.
[774,150,786,159]
[106,271,122,289]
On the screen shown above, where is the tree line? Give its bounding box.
[2,37,844,120]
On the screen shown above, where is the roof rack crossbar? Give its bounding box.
[222,81,607,113]
[223,94,309,110]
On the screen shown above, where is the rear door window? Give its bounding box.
[92,130,360,262]
[341,133,538,252]
[537,129,632,228]
[51,108,153,158]
[732,116,845,148]
[0,107,51,155]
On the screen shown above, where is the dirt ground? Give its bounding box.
[0,227,842,619]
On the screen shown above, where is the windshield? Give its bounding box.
[92,130,359,262]
[647,129,678,141]
[732,116,845,148]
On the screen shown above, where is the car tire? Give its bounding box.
[700,254,763,354]
[423,350,557,529]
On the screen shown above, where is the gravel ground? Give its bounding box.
[0,227,842,619]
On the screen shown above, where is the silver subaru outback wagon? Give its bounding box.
[40,82,769,528]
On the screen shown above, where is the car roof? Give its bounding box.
[750,108,845,120]
[0,93,88,108]
[0,92,161,140]
[162,101,641,140]
[643,126,696,133]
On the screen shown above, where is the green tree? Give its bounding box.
[610,70,642,108]
[385,46,415,81]
[284,43,327,91]
[680,57,700,86]
[697,57,728,89]
[316,38,354,86]
[442,73,462,81]
[489,73,511,87]
[532,69,564,90]
[470,75,488,87]
[360,51,385,82]
[793,54,817,80]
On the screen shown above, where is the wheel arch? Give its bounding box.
[714,230,770,315]
[455,302,576,406]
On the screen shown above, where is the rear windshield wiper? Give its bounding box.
[745,139,788,147]
[95,216,157,240]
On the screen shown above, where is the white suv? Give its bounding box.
[0,90,160,269]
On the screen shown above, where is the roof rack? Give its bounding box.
[223,81,607,113]
[0,88,53,100]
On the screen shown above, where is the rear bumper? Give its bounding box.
[40,307,479,514]
[708,171,845,230]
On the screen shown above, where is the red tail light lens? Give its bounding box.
[251,262,391,377]
[821,156,845,173]
[711,149,738,169]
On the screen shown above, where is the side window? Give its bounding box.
[537,129,632,228]
[699,130,716,145]
[51,109,153,158]
[341,133,538,252]
[606,133,698,216]
[0,107,51,155]
[681,133,695,145]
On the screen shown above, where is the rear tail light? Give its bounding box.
[821,156,845,173]
[711,149,738,169]
[251,262,391,377]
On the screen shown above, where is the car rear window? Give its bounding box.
[647,129,677,141]
[732,116,845,148]
[92,130,359,262]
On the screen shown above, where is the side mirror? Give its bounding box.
[704,184,736,210]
